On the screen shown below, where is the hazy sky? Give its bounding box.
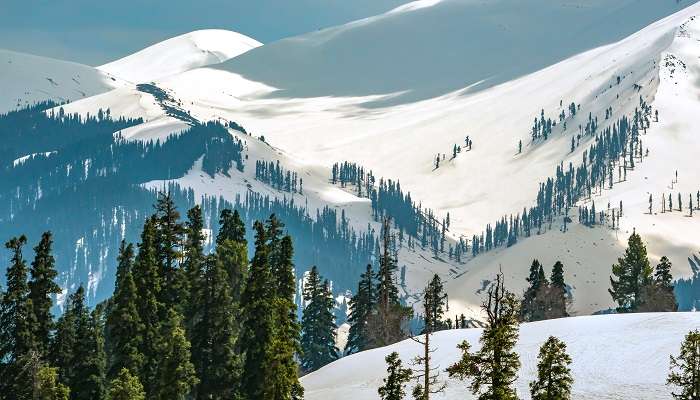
[0,0,410,65]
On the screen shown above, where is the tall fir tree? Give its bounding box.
[667,329,700,400]
[529,336,573,400]
[0,235,36,399]
[239,221,276,399]
[153,192,185,311]
[216,209,247,246]
[182,205,206,335]
[34,364,71,400]
[131,217,163,396]
[301,266,338,372]
[521,259,548,322]
[189,254,241,400]
[422,274,447,333]
[609,232,653,312]
[104,241,144,380]
[639,256,678,312]
[213,208,248,310]
[153,310,197,400]
[448,273,521,400]
[378,352,413,400]
[29,232,62,358]
[548,261,569,319]
[346,264,375,355]
[368,218,411,348]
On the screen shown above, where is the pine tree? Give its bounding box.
[422,274,447,333]
[609,231,653,312]
[368,218,411,348]
[153,192,185,311]
[131,217,162,395]
[448,273,520,400]
[240,221,276,399]
[301,266,338,372]
[667,330,700,399]
[521,259,548,322]
[639,256,678,313]
[189,254,240,399]
[548,261,569,319]
[529,336,573,400]
[346,264,375,355]
[29,232,62,358]
[65,286,106,400]
[105,241,144,380]
[153,310,197,400]
[182,205,206,334]
[34,364,71,400]
[378,352,413,400]
[213,208,248,305]
[107,368,145,400]
[0,235,37,399]
[216,209,247,246]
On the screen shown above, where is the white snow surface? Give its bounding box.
[302,313,700,400]
[97,29,262,84]
[0,49,121,114]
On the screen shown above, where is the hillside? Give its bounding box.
[302,312,700,400]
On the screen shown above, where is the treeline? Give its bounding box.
[330,162,449,257]
[255,160,303,194]
[0,195,334,399]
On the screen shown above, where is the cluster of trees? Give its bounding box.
[329,162,449,257]
[655,191,700,216]
[0,195,312,399]
[255,160,303,194]
[378,273,576,400]
[345,219,413,355]
[609,231,678,313]
[520,260,569,322]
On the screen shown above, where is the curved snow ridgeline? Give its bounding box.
[302,313,700,400]
[97,29,262,83]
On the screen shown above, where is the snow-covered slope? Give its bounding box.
[303,313,700,400]
[0,49,121,113]
[97,29,262,83]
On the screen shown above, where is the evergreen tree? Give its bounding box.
[34,364,71,400]
[239,221,276,399]
[301,266,338,372]
[104,242,144,380]
[639,256,678,313]
[216,209,247,246]
[213,208,248,304]
[0,235,36,399]
[548,261,569,319]
[667,330,700,400]
[368,218,411,348]
[107,368,145,400]
[448,273,520,400]
[64,286,106,400]
[29,232,62,358]
[154,192,185,311]
[189,254,240,400]
[183,205,206,334]
[153,310,197,400]
[529,336,573,400]
[378,352,413,400]
[521,259,548,322]
[422,274,447,333]
[130,217,162,396]
[346,264,375,355]
[609,232,653,312]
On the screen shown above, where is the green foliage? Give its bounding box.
[448,274,520,400]
[29,232,62,358]
[346,264,375,355]
[667,330,700,399]
[301,266,339,372]
[107,368,145,400]
[609,232,653,312]
[34,364,71,400]
[154,192,186,312]
[378,352,413,400]
[105,242,144,380]
[153,310,197,400]
[423,274,448,334]
[530,336,573,400]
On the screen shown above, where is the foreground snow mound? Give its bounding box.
[0,49,120,113]
[98,29,262,83]
[302,313,700,400]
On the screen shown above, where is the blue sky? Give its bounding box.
[0,0,410,65]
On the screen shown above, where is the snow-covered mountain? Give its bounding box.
[0,49,122,114]
[302,312,700,400]
[97,29,262,83]
[2,0,700,315]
